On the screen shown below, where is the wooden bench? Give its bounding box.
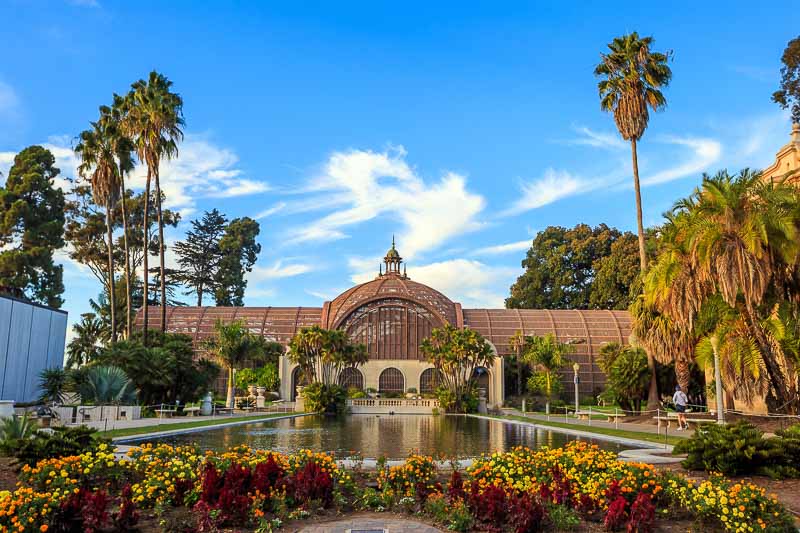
[653,415,714,430]
[183,407,201,417]
[605,413,626,423]
[155,409,175,419]
[575,411,592,421]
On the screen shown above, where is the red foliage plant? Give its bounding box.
[253,454,285,494]
[603,480,629,531]
[626,492,655,533]
[508,492,547,533]
[56,488,111,533]
[468,481,508,531]
[199,461,222,504]
[112,483,139,530]
[447,470,466,502]
[217,462,253,524]
[288,460,334,508]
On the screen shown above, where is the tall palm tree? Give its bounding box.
[596,32,672,411]
[99,95,135,339]
[205,320,266,408]
[66,313,107,368]
[75,121,123,343]
[508,330,528,398]
[595,32,672,271]
[124,71,184,344]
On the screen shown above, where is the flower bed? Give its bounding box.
[0,442,794,532]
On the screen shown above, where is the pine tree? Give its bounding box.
[174,209,227,305]
[0,146,66,307]
[214,217,261,306]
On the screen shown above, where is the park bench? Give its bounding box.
[183,407,201,416]
[653,415,714,430]
[604,412,626,423]
[155,408,175,418]
[574,411,592,421]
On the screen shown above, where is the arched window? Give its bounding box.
[291,367,311,401]
[420,368,443,394]
[338,367,364,390]
[378,367,405,393]
[339,298,444,360]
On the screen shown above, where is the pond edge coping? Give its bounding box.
[468,414,682,464]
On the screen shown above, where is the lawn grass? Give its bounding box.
[488,414,685,447]
[101,413,303,439]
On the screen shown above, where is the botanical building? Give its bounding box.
[138,240,632,408]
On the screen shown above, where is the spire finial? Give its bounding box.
[392,234,396,248]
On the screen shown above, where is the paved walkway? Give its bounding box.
[503,409,696,438]
[298,516,441,533]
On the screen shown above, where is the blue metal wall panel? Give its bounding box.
[46,312,68,369]
[0,298,12,399]
[23,307,52,402]
[2,301,33,401]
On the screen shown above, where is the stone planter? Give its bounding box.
[0,401,14,419]
[247,385,257,397]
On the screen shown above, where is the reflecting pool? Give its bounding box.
[121,415,630,459]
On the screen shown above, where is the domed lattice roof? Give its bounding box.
[325,274,459,328]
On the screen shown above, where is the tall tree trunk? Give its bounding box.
[631,138,659,410]
[119,165,132,340]
[631,139,648,271]
[197,284,203,307]
[155,167,167,332]
[227,366,235,409]
[142,167,151,346]
[674,357,691,395]
[105,203,117,343]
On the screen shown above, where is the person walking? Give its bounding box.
[673,385,689,430]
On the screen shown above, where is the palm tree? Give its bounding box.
[66,313,107,368]
[100,95,135,339]
[508,330,528,398]
[521,333,574,415]
[79,366,137,405]
[596,32,671,411]
[124,71,184,344]
[595,32,672,271]
[204,320,267,408]
[75,122,123,343]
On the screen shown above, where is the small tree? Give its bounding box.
[773,35,800,123]
[599,345,650,413]
[420,325,495,413]
[521,333,574,415]
[288,327,367,387]
[204,320,267,408]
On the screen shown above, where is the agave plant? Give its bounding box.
[79,366,137,405]
[0,414,35,443]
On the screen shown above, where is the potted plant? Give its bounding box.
[406,387,418,399]
[366,387,378,399]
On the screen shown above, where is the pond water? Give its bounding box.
[121,415,630,459]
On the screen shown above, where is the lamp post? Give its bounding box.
[572,362,580,416]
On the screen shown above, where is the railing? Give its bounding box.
[348,398,439,408]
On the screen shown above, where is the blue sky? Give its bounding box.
[0,1,797,342]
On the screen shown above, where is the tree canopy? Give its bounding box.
[214,217,261,306]
[174,209,228,306]
[0,146,66,307]
[506,224,640,310]
[773,35,800,123]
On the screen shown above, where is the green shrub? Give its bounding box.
[435,386,478,413]
[547,504,580,530]
[762,423,800,479]
[234,364,279,391]
[673,422,785,476]
[302,383,347,414]
[3,426,110,468]
[447,500,474,532]
[347,388,366,399]
[0,415,35,449]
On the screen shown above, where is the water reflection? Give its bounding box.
[124,415,627,459]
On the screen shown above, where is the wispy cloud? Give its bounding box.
[567,126,626,150]
[641,136,722,186]
[503,169,595,216]
[249,260,314,281]
[284,146,486,258]
[255,202,286,219]
[471,239,530,256]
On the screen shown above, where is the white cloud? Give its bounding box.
[568,126,626,150]
[350,258,518,308]
[255,202,286,219]
[503,168,594,216]
[249,260,314,281]
[641,136,722,186]
[472,239,531,256]
[285,147,486,258]
[305,287,349,302]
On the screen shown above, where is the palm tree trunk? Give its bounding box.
[142,167,151,346]
[674,358,691,393]
[105,203,117,343]
[227,366,235,408]
[631,138,659,410]
[630,138,648,271]
[154,167,167,332]
[119,166,132,340]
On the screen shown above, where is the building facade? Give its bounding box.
[0,293,67,403]
[141,240,632,408]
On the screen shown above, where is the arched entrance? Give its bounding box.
[473,366,490,395]
[291,366,311,401]
[378,367,404,394]
[338,367,364,390]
